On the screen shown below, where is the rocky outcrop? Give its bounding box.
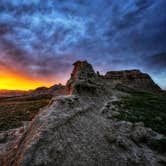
[66,61,161,94]
[66,61,100,95]
[0,125,28,165]
[3,94,166,166]
[105,70,161,92]
[1,61,165,166]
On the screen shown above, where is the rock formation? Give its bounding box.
[66,61,161,95]
[66,61,98,95]
[1,61,165,166]
[104,70,161,92]
[0,124,28,165]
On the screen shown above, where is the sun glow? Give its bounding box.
[0,70,54,90]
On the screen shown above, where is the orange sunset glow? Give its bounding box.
[0,69,54,90]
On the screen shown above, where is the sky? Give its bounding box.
[0,0,166,90]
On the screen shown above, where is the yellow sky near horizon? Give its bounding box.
[0,69,55,90]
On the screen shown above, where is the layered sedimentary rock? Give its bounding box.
[66,61,161,94]
[105,69,161,92]
[2,61,165,166]
[0,126,27,165]
[66,61,100,95]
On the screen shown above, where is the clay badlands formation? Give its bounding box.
[1,61,166,166]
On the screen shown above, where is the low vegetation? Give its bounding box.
[114,92,166,135]
[0,95,51,131]
[149,138,166,153]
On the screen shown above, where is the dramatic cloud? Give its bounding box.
[144,53,166,71]
[0,0,166,88]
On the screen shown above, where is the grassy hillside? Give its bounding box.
[0,95,51,131]
[114,92,166,135]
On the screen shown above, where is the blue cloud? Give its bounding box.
[0,0,166,88]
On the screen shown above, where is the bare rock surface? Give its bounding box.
[66,61,99,95]
[0,124,28,165]
[3,95,166,166]
[1,61,165,166]
[105,70,161,92]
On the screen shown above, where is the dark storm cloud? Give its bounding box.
[144,53,166,71]
[0,0,166,87]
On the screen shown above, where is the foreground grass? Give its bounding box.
[0,95,51,131]
[114,92,166,135]
[149,138,166,153]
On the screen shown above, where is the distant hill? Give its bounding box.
[0,90,26,97]
[0,84,66,98]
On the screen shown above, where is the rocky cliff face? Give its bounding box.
[1,61,165,166]
[66,61,161,94]
[104,70,161,92]
[66,61,98,95]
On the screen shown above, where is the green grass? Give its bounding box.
[149,138,166,153]
[114,92,166,135]
[0,95,51,131]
